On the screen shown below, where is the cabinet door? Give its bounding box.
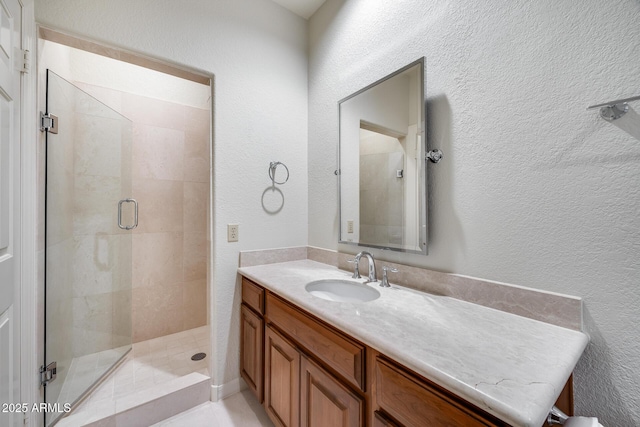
[301,355,364,427]
[372,411,400,427]
[241,304,264,402]
[265,324,301,427]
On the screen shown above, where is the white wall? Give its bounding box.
[35,0,308,387]
[309,0,640,425]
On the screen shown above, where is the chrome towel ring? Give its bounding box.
[269,161,289,185]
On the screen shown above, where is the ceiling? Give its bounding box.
[269,0,327,19]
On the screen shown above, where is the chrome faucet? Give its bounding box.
[352,251,377,283]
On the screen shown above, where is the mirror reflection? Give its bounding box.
[339,58,427,254]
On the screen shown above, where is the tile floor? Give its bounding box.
[151,390,274,427]
[55,325,275,426]
[70,326,210,418]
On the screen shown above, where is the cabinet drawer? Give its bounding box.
[242,277,265,314]
[375,357,505,427]
[266,293,365,391]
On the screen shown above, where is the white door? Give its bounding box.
[0,0,23,424]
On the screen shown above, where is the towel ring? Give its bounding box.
[269,161,289,185]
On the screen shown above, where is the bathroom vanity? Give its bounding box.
[238,259,588,427]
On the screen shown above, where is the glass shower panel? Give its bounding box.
[44,70,133,426]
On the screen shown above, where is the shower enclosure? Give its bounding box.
[43,70,134,426]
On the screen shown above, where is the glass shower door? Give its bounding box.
[44,70,134,425]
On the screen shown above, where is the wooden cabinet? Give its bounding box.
[240,304,263,402]
[242,277,265,314]
[239,276,573,427]
[301,355,363,427]
[265,324,300,427]
[373,356,506,427]
[266,293,365,391]
[372,411,400,427]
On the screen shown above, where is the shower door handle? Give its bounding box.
[118,199,138,230]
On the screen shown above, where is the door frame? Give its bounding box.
[20,0,40,425]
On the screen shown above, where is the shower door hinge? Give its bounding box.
[40,361,57,386]
[20,49,30,73]
[15,48,29,73]
[40,112,58,134]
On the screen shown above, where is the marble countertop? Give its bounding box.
[238,259,589,427]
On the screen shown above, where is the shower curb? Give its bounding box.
[55,372,210,427]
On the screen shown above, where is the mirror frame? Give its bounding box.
[338,57,427,255]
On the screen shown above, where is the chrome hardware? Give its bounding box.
[40,112,58,134]
[347,258,360,279]
[426,149,443,163]
[269,161,289,185]
[598,103,628,121]
[40,362,57,386]
[354,251,377,283]
[547,406,569,425]
[334,169,340,176]
[18,48,30,74]
[117,199,138,230]
[380,266,398,288]
[587,94,640,122]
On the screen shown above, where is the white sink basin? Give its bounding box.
[305,279,380,303]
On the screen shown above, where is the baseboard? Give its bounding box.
[210,377,247,402]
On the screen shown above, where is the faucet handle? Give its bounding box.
[380,266,398,288]
[347,258,361,279]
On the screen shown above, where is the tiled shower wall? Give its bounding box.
[78,83,210,343]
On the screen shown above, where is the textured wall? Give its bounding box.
[309,0,640,424]
[35,0,309,386]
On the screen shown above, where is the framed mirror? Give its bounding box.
[338,58,428,254]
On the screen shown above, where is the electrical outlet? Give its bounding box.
[347,220,354,233]
[227,224,239,242]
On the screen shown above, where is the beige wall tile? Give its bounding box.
[132,283,183,342]
[184,106,210,136]
[112,289,132,348]
[72,234,119,298]
[122,92,186,131]
[183,279,207,330]
[183,232,206,282]
[75,113,124,178]
[133,123,185,181]
[184,106,210,184]
[74,82,123,113]
[72,293,114,356]
[132,232,183,289]
[184,129,210,183]
[73,175,123,236]
[183,182,208,233]
[133,179,184,233]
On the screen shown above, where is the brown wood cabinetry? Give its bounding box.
[266,293,365,391]
[374,357,506,427]
[242,276,265,314]
[372,411,400,427]
[265,324,301,427]
[300,355,364,427]
[240,304,264,402]
[239,276,572,427]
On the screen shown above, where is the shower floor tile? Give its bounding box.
[70,326,210,418]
